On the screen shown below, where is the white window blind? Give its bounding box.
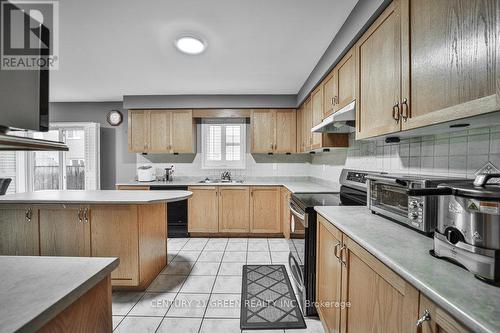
[202,119,246,169]
[0,152,17,193]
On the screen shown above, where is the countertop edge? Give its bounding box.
[314,207,492,333]
[18,257,119,333]
[115,181,339,194]
[0,193,193,204]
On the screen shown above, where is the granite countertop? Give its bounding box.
[0,256,118,333]
[314,206,500,333]
[0,190,192,204]
[116,177,339,193]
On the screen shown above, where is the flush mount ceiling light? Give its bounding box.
[175,35,206,55]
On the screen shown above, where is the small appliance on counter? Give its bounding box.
[409,174,500,284]
[366,173,467,234]
[137,165,155,182]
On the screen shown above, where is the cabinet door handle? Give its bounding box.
[339,244,347,266]
[334,96,338,105]
[77,209,83,223]
[401,98,409,122]
[25,208,32,223]
[83,208,89,223]
[333,241,341,259]
[392,102,400,123]
[416,309,431,327]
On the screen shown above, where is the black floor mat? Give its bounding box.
[240,264,306,330]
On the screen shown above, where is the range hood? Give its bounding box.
[311,100,356,133]
[0,133,68,151]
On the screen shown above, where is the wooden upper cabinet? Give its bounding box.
[128,110,149,152]
[341,236,419,333]
[128,109,195,153]
[90,205,139,285]
[323,71,337,118]
[355,0,403,139]
[303,98,313,151]
[311,86,324,150]
[0,205,39,256]
[418,294,471,333]
[188,186,219,233]
[252,109,275,153]
[39,205,91,257]
[250,187,281,233]
[251,109,296,154]
[171,110,195,153]
[336,49,356,111]
[402,0,499,130]
[275,109,296,153]
[149,111,171,152]
[316,217,343,333]
[218,187,250,233]
[296,104,304,153]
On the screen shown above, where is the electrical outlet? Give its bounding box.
[273,163,277,171]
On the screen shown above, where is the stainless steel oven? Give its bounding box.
[286,169,375,317]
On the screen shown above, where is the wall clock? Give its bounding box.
[106,110,123,126]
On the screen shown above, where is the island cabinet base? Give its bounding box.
[90,203,167,290]
[0,203,167,290]
[39,276,112,333]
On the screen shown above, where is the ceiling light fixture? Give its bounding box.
[175,35,206,55]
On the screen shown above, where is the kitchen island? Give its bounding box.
[0,256,118,333]
[0,190,192,290]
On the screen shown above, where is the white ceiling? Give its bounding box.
[51,0,358,102]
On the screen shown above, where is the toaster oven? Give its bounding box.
[366,174,467,234]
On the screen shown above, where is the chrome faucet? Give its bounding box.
[221,171,231,182]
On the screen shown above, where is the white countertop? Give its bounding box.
[315,206,500,333]
[0,256,118,333]
[0,190,192,204]
[116,178,340,193]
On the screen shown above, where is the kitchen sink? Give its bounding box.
[197,179,244,184]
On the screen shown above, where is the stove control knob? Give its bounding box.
[409,201,419,209]
[409,212,419,220]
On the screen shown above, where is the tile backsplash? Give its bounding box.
[344,126,500,179]
[136,126,500,183]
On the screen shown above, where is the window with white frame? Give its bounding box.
[0,122,100,193]
[201,119,246,169]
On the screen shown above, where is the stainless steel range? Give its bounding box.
[287,169,381,316]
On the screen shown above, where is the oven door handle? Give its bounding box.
[366,175,408,186]
[288,253,304,288]
[289,203,306,221]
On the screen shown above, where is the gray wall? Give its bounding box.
[49,102,136,189]
[123,94,297,109]
[296,0,390,104]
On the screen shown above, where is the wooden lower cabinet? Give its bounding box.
[90,205,140,286]
[316,218,343,333]
[316,215,419,333]
[39,205,91,257]
[250,187,281,233]
[0,205,39,256]
[188,186,219,233]
[418,294,471,333]
[341,236,419,333]
[219,187,250,233]
[39,276,112,333]
[281,188,291,239]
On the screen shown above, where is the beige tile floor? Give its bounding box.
[112,237,324,333]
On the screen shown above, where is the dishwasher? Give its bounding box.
[150,186,189,238]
